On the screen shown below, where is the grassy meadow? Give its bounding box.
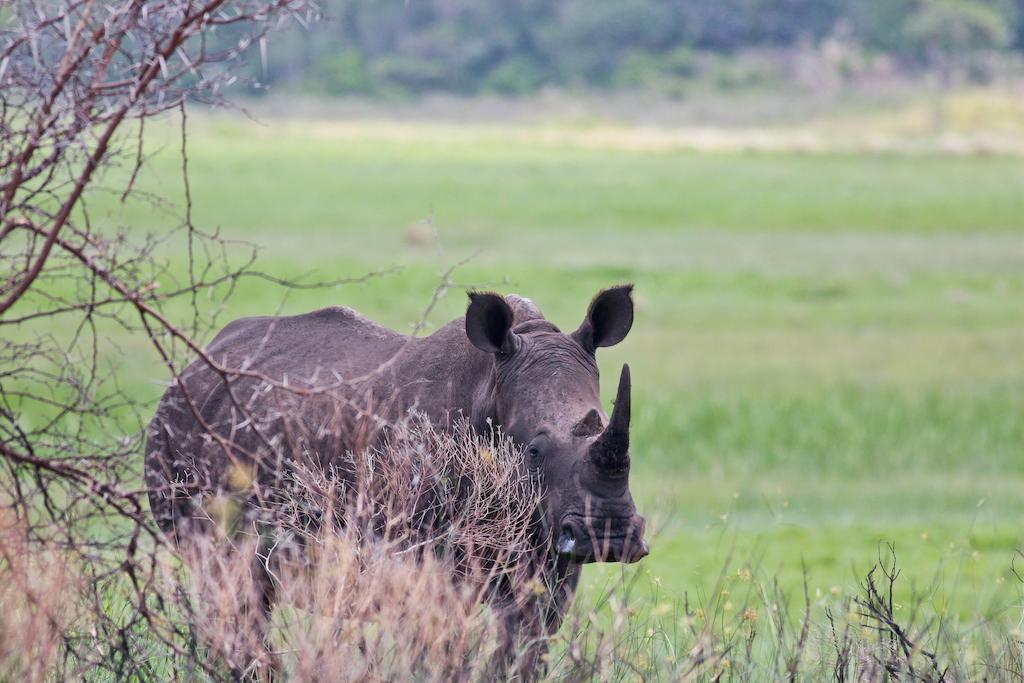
[84,103,1024,642]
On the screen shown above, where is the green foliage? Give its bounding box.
[847,0,919,52]
[613,47,699,92]
[369,56,451,94]
[483,56,546,95]
[312,50,372,95]
[227,0,1024,96]
[707,53,787,91]
[907,0,1013,55]
[552,0,680,86]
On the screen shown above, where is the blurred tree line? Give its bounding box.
[247,0,1024,95]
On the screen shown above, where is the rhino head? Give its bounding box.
[465,285,648,564]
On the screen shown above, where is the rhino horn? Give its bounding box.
[590,363,631,475]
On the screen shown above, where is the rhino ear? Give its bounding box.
[466,292,518,355]
[573,285,634,353]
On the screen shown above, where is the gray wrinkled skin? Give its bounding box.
[145,285,647,670]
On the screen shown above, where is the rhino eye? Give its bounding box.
[527,435,548,460]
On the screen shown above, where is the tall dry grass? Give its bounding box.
[2,420,1023,680]
[167,416,555,680]
[0,508,83,683]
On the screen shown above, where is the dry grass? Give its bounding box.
[205,88,1024,157]
[166,417,550,680]
[0,509,83,683]
[2,422,1022,680]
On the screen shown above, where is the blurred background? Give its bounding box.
[101,0,1024,620]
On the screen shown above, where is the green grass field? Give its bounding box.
[86,112,1024,626]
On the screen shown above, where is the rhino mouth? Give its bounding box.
[556,518,649,564]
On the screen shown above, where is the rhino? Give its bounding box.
[145,284,648,673]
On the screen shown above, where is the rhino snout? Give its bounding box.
[557,514,649,564]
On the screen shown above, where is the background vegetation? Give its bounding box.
[239,0,1024,97]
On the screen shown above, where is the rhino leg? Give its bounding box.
[492,604,547,681]
[490,560,581,679]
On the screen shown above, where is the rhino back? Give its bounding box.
[205,306,406,378]
[144,306,413,532]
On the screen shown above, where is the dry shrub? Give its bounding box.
[176,536,273,678]
[0,508,83,683]
[172,416,546,680]
[275,534,501,681]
